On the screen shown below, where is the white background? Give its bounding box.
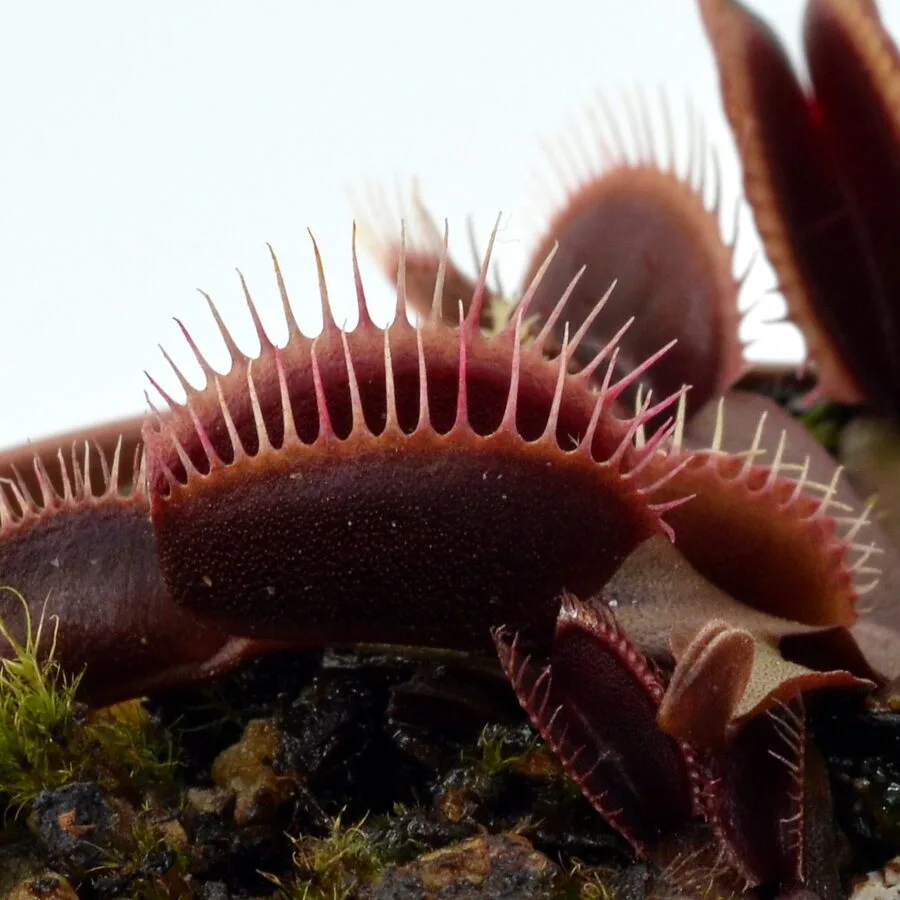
[2,1,893,448]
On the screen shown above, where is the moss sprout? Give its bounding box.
[0,590,84,812]
[473,723,548,777]
[265,814,384,900]
[0,590,176,817]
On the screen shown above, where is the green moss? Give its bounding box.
[265,814,385,900]
[0,591,176,817]
[473,723,545,776]
[566,864,618,900]
[799,400,851,454]
[557,858,741,900]
[0,592,84,812]
[84,702,177,794]
[85,808,192,900]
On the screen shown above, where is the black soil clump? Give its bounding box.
[3,632,900,897]
[0,648,636,898]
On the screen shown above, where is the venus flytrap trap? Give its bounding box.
[0,218,885,895]
[2,0,900,895]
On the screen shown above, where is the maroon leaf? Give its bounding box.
[0,441,272,706]
[144,233,679,648]
[701,0,900,414]
[493,594,701,853]
[518,96,744,419]
[707,699,807,886]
